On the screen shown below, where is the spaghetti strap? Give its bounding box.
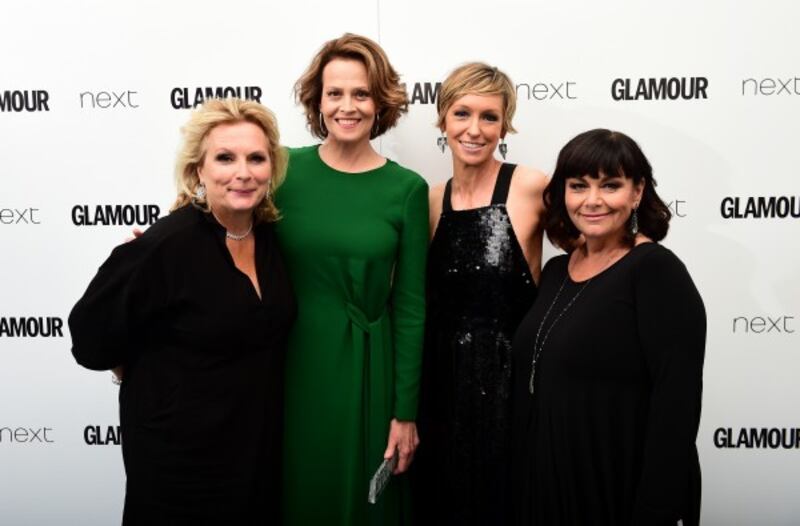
[442,179,454,212]
[490,163,517,205]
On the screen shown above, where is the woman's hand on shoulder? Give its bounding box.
[384,418,420,474]
[126,228,144,243]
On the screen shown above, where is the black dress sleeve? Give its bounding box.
[631,247,706,525]
[68,234,169,370]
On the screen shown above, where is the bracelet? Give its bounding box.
[111,374,122,385]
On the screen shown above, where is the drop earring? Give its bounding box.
[630,204,639,235]
[498,138,508,160]
[436,133,448,153]
[319,112,328,136]
[195,182,206,199]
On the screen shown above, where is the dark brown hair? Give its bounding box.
[294,33,408,139]
[544,129,671,249]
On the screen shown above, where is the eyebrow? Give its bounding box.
[212,146,268,153]
[568,173,624,181]
[451,105,500,113]
[325,85,369,91]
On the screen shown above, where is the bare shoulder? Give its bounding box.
[512,165,549,197]
[429,182,446,213]
[515,165,549,190]
[429,181,446,202]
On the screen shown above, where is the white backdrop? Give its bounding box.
[1,0,798,524]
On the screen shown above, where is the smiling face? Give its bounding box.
[565,171,644,243]
[319,58,377,146]
[197,121,272,219]
[443,93,504,166]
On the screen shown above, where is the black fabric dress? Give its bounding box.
[414,164,538,525]
[511,243,705,526]
[69,205,296,526]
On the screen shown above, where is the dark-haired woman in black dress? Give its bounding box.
[512,129,706,526]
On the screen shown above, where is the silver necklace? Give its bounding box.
[211,210,253,241]
[225,222,253,241]
[528,275,591,395]
[528,247,626,395]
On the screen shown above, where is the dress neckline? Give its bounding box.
[314,144,390,175]
[443,163,516,213]
[566,242,655,284]
[197,206,268,304]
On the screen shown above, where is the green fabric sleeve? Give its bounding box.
[390,177,429,421]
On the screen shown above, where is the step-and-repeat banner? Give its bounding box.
[1,0,798,523]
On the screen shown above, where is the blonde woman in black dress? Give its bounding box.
[414,63,547,525]
[69,99,295,525]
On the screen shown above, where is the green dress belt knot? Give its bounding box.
[346,301,394,493]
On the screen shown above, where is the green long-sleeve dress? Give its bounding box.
[275,145,428,526]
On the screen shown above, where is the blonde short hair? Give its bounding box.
[295,33,408,139]
[172,98,287,223]
[436,62,517,135]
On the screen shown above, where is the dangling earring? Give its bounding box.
[319,112,328,136]
[372,112,381,138]
[191,182,208,210]
[436,133,448,153]
[630,204,639,235]
[498,138,508,160]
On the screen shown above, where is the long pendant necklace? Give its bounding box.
[528,246,627,395]
[528,275,591,395]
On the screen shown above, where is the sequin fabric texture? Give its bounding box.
[415,165,537,525]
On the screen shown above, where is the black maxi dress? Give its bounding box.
[415,164,537,525]
[69,205,296,525]
[511,243,705,526]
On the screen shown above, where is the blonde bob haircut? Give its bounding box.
[295,33,408,140]
[172,98,287,223]
[436,62,517,135]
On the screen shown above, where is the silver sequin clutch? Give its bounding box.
[368,451,398,504]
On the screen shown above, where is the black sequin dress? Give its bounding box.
[414,164,537,525]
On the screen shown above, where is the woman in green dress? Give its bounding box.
[275,34,428,525]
